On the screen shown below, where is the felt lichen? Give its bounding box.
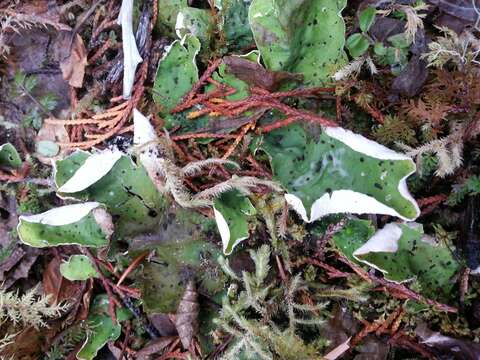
[261,124,420,223]
[249,0,347,86]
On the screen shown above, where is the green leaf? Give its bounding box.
[39,93,58,111]
[373,42,387,56]
[152,35,200,124]
[346,33,370,58]
[359,6,376,33]
[248,0,347,86]
[387,33,411,49]
[331,218,375,262]
[54,150,167,237]
[13,71,26,88]
[208,61,251,101]
[0,143,22,169]
[353,223,460,299]
[23,74,38,93]
[60,255,99,281]
[17,202,112,248]
[261,124,420,222]
[215,0,255,50]
[175,8,213,50]
[77,295,132,360]
[35,140,59,157]
[136,229,225,313]
[155,0,187,36]
[213,189,257,255]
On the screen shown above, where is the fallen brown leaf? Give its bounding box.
[136,336,177,360]
[43,257,82,305]
[0,195,40,289]
[58,33,88,88]
[175,280,199,349]
[223,56,303,91]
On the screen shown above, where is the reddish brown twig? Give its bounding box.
[351,318,383,347]
[171,58,223,113]
[375,308,403,336]
[336,253,457,313]
[291,258,350,279]
[222,120,256,159]
[259,116,303,133]
[171,133,237,141]
[81,248,119,323]
[118,322,131,360]
[88,38,118,64]
[354,95,385,124]
[0,164,29,183]
[315,219,347,260]
[117,251,149,287]
[172,83,237,113]
[417,194,447,208]
[460,267,470,305]
[336,96,342,123]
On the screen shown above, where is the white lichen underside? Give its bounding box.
[19,202,102,226]
[57,150,122,193]
[214,206,249,255]
[118,0,143,99]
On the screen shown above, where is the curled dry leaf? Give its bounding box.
[0,195,40,289]
[43,256,83,306]
[58,33,88,88]
[175,280,199,349]
[136,336,177,360]
[223,56,303,91]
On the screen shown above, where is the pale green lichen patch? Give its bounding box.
[249,0,347,85]
[55,151,167,237]
[261,124,419,222]
[17,202,112,248]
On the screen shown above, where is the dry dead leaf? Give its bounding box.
[135,337,176,360]
[223,56,303,91]
[0,195,40,289]
[175,280,199,349]
[43,257,82,305]
[1,325,60,359]
[59,33,88,88]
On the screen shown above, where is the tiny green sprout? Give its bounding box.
[346,33,370,58]
[359,6,376,33]
[346,6,376,58]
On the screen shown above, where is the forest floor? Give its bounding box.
[1,0,480,359]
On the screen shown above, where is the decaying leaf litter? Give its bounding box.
[1,0,480,359]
